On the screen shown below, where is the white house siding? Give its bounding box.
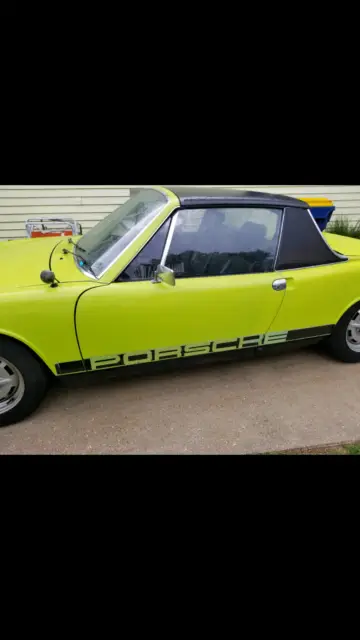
[230,186,360,223]
[0,185,359,240]
[0,186,130,240]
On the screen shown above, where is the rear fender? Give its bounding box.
[335,298,360,327]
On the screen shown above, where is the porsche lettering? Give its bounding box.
[89,331,289,372]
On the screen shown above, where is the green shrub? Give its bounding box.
[327,218,360,239]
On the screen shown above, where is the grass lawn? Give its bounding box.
[271,442,360,455]
[327,218,360,239]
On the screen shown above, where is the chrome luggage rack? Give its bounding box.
[25,217,82,238]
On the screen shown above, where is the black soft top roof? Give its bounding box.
[165,186,308,209]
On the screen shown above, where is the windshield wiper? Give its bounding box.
[62,248,98,279]
[68,237,86,252]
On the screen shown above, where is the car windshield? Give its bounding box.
[76,189,168,277]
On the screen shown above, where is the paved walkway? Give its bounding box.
[1,347,360,454]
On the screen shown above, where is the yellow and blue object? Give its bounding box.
[300,197,336,231]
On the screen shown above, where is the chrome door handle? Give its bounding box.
[272,278,286,291]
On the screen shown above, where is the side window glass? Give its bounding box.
[118,218,171,281]
[165,207,282,278]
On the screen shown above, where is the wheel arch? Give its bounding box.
[335,298,360,326]
[0,331,55,376]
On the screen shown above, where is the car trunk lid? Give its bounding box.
[323,232,360,257]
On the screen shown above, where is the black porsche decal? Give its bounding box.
[88,331,288,372]
[55,325,334,375]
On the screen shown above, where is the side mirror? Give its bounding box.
[153,264,176,287]
[40,270,58,288]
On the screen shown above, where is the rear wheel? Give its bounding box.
[0,338,49,427]
[327,304,360,363]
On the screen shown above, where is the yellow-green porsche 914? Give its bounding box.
[0,186,359,426]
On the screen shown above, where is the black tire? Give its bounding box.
[326,303,360,363]
[0,337,49,428]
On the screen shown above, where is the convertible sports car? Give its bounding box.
[1,185,360,427]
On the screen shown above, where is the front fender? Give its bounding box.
[0,282,101,374]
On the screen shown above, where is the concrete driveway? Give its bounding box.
[1,347,360,454]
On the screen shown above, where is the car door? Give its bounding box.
[75,206,286,372]
[268,206,351,339]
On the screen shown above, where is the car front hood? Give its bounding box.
[0,236,91,290]
[0,237,64,289]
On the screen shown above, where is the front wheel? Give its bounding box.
[327,304,360,363]
[0,338,49,427]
